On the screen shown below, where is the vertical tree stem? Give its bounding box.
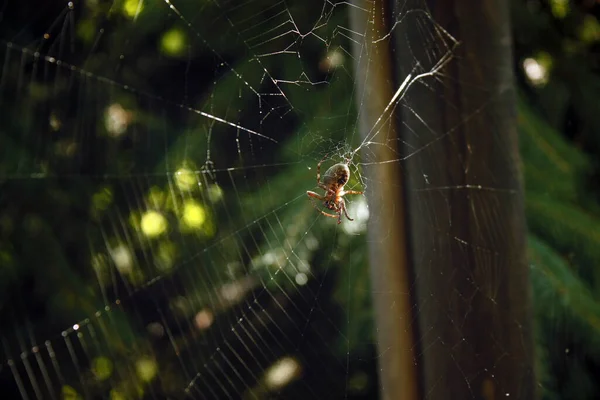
[350,2,421,400]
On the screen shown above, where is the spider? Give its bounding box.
[306,154,363,224]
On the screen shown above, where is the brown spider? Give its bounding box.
[306,154,363,224]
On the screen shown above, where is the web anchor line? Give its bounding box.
[1,41,277,144]
[351,46,457,159]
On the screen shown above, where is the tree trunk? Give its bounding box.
[351,0,537,398]
[350,1,420,399]
[350,1,421,399]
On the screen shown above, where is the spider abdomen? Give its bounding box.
[323,163,350,188]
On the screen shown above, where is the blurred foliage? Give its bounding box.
[0,0,599,399]
[513,1,600,398]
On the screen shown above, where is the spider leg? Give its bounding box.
[306,191,325,201]
[316,153,328,187]
[341,199,354,221]
[308,197,339,219]
[307,191,340,221]
[341,190,363,196]
[321,209,340,220]
[314,154,338,196]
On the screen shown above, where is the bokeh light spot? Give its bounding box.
[522,53,551,87]
[549,0,569,19]
[264,357,301,390]
[195,309,214,330]
[161,29,187,57]
[92,357,114,381]
[135,357,158,382]
[208,184,223,203]
[175,166,198,191]
[141,211,168,238]
[62,385,82,400]
[156,241,177,272]
[123,0,143,19]
[181,200,206,231]
[110,389,126,400]
[92,186,113,215]
[110,244,133,274]
[579,15,600,43]
[105,104,132,137]
[295,273,308,285]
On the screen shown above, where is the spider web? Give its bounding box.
[0,0,509,398]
